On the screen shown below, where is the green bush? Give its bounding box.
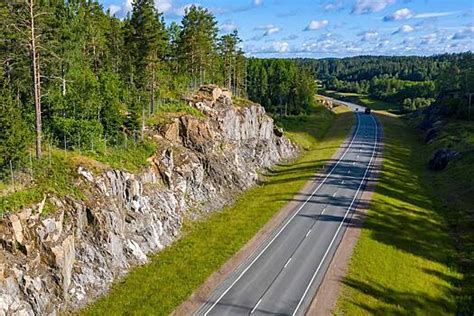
[51,117,104,151]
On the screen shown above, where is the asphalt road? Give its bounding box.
[196,101,380,316]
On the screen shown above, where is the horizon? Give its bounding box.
[98,0,474,58]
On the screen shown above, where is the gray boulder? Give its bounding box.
[428,148,460,171]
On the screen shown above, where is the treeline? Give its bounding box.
[299,53,473,113]
[246,59,317,116]
[301,55,458,82]
[0,0,246,172]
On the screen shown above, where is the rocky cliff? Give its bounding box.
[0,86,297,315]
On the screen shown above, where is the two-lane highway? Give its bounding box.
[196,104,380,316]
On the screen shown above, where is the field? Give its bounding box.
[82,105,355,315]
[335,112,466,314]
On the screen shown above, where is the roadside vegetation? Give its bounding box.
[82,104,354,315]
[0,100,206,216]
[321,90,398,112]
[336,111,471,314]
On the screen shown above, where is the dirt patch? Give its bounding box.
[306,116,384,316]
[173,116,356,316]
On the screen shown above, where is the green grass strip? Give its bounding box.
[82,106,354,315]
[335,112,461,315]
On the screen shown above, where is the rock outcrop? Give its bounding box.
[0,86,297,315]
[428,148,460,171]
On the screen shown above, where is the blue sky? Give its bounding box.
[99,0,474,58]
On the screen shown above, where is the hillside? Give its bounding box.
[0,86,297,314]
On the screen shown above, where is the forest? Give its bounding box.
[299,53,474,112]
[0,0,316,176]
[246,58,317,116]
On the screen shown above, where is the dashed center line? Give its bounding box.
[341,180,345,185]
[321,207,327,214]
[348,170,351,174]
[284,257,292,268]
[305,229,312,237]
[332,192,337,197]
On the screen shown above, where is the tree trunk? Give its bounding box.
[29,0,42,158]
[150,66,155,114]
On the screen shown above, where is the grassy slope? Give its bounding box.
[82,105,354,315]
[416,118,474,312]
[336,112,462,315]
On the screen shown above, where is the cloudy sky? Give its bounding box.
[99,0,474,58]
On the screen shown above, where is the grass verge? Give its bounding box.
[0,141,156,215]
[335,112,461,315]
[81,105,354,315]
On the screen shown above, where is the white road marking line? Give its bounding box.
[352,161,356,165]
[284,257,292,268]
[292,114,378,316]
[305,229,312,237]
[347,170,351,174]
[341,180,345,185]
[332,192,337,197]
[250,299,262,314]
[321,207,327,214]
[202,115,363,315]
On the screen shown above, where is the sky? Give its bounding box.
[99,0,474,58]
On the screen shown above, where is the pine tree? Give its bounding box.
[178,5,218,88]
[0,86,29,173]
[127,0,168,114]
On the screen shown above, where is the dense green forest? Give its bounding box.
[0,0,318,176]
[1,0,246,170]
[246,58,317,116]
[298,53,474,112]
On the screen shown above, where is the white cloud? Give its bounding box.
[220,21,238,33]
[155,0,172,13]
[352,0,396,14]
[255,24,275,30]
[124,0,133,13]
[282,34,298,41]
[245,40,291,54]
[108,4,121,15]
[305,20,329,31]
[415,11,459,19]
[254,0,263,6]
[452,26,474,40]
[384,8,413,21]
[393,24,414,34]
[421,32,438,45]
[376,40,390,48]
[359,31,379,41]
[253,24,280,37]
[323,0,343,11]
[264,27,280,36]
[273,41,290,53]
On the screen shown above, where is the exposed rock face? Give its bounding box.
[0,86,297,315]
